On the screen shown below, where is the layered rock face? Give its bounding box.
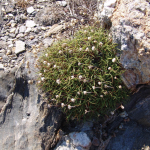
[99,0,150,90]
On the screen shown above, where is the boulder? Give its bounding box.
[0,52,64,150]
[98,0,150,90]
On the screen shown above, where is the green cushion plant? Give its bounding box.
[38,25,129,121]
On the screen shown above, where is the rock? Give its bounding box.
[44,24,64,37]
[106,120,150,150]
[29,35,35,40]
[126,86,150,127]
[0,51,64,150]
[92,137,100,147]
[11,22,16,28]
[5,5,14,14]
[25,27,32,33]
[0,64,4,70]
[26,20,36,28]
[43,38,54,47]
[8,33,16,38]
[104,0,117,8]
[16,33,24,39]
[10,28,16,33]
[69,132,91,150]
[56,1,67,7]
[19,25,26,33]
[15,41,25,54]
[15,14,27,24]
[27,6,35,14]
[101,7,115,18]
[55,132,91,150]
[6,50,12,55]
[0,41,7,49]
[109,0,150,89]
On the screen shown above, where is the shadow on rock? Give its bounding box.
[106,85,150,150]
[14,77,29,99]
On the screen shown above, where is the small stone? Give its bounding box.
[11,23,16,27]
[69,132,91,149]
[27,7,35,14]
[16,33,24,38]
[0,64,4,70]
[8,14,13,17]
[12,47,16,53]
[25,27,32,33]
[92,137,100,146]
[19,26,26,33]
[104,0,117,8]
[43,38,54,47]
[15,41,25,54]
[26,20,36,28]
[10,28,16,33]
[29,35,35,40]
[6,50,12,55]
[56,1,67,7]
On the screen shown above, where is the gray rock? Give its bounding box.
[106,121,150,150]
[26,39,39,47]
[26,20,36,28]
[9,33,16,38]
[126,86,150,127]
[0,41,7,49]
[56,1,67,7]
[104,0,117,8]
[19,25,26,33]
[43,38,54,47]
[15,14,27,24]
[15,41,25,54]
[0,64,4,70]
[1,36,8,41]
[55,132,91,150]
[0,52,64,150]
[5,5,14,14]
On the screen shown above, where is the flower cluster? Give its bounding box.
[38,25,129,121]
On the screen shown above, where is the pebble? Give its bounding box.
[19,26,26,33]
[6,50,12,55]
[30,35,35,40]
[56,1,67,7]
[27,7,35,14]
[0,64,4,70]
[10,28,16,33]
[69,132,91,149]
[26,20,36,28]
[15,41,26,54]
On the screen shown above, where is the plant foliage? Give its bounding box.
[38,25,129,120]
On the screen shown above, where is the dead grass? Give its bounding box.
[15,0,34,8]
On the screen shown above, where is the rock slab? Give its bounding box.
[15,40,25,54]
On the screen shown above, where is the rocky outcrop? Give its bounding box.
[0,51,64,150]
[99,0,150,90]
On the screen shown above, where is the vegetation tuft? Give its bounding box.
[37,25,129,121]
